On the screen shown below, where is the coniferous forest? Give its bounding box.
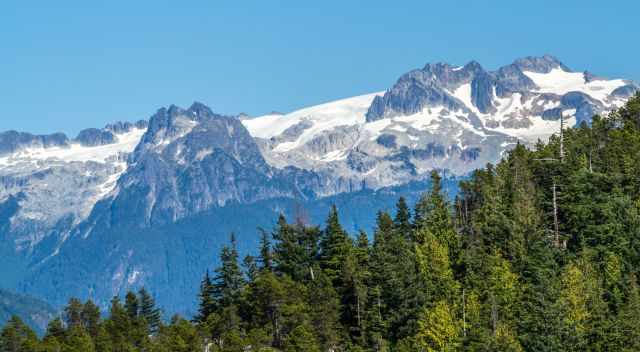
[2,94,640,351]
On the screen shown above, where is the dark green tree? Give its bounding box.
[139,287,162,334]
[194,270,215,323]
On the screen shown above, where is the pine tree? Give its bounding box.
[414,227,459,305]
[44,317,65,341]
[65,325,96,352]
[104,296,133,351]
[365,285,388,351]
[414,300,461,352]
[318,205,352,286]
[415,171,461,268]
[82,299,102,340]
[308,272,342,351]
[64,297,84,328]
[614,274,640,350]
[517,234,562,351]
[138,287,162,334]
[555,255,606,351]
[125,291,140,319]
[369,210,418,341]
[0,316,39,352]
[258,228,273,272]
[283,323,321,352]
[394,197,412,239]
[243,254,259,282]
[212,233,246,309]
[272,214,312,281]
[195,270,215,323]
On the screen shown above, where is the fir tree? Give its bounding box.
[318,205,352,286]
[212,233,246,309]
[243,254,259,282]
[394,197,412,239]
[138,287,162,334]
[195,270,215,323]
[414,300,461,352]
[258,227,273,272]
[64,298,84,328]
[124,291,139,320]
[0,316,39,352]
[81,299,102,340]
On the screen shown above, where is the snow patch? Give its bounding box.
[523,68,626,101]
[243,92,384,142]
[0,128,145,167]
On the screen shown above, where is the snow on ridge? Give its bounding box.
[523,68,626,101]
[242,92,385,140]
[0,128,146,168]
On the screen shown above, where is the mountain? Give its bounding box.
[0,289,56,334]
[244,55,636,189]
[0,55,637,315]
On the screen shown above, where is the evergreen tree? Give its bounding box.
[64,297,84,328]
[415,171,461,268]
[243,254,259,282]
[212,233,246,309]
[308,272,342,351]
[614,274,640,350]
[272,214,315,281]
[414,300,461,352]
[258,228,273,272]
[318,205,351,286]
[283,323,321,352]
[139,287,162,334]
[195,270,215,323]
[82,299,102,340]
[393,197,412,239]
[0,316,39,352]
[125,291,140,320]
[65,325,96,352]
[104,296,134,351]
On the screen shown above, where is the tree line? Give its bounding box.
[2,93,640,351]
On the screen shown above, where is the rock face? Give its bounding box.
[0,55,637,315]
[0,131,69,155]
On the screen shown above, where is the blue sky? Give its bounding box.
[1,0,638,136]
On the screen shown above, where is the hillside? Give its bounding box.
[0,289,55,334]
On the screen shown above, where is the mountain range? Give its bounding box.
[0,55,637,316]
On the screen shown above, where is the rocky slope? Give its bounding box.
[0,55,636,314]
[243,55,636,190]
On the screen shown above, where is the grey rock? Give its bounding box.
[376,134,397,148]
[471,70,495,113]
[542,108,563,121]
[75,128,116,146]
[0,131,69,155]
[512,54,570,73]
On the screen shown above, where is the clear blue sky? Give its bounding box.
[1,0,638,136]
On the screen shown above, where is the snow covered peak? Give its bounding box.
[0,124,147,251]
[522,68,627,101]
[243,56,637,191]
[243,92,384,140]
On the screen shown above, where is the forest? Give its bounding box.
[2,93,640,351]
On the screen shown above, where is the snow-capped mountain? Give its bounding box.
[0,121,147,255]
[0,55,636,313]
[243,55,636,190]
